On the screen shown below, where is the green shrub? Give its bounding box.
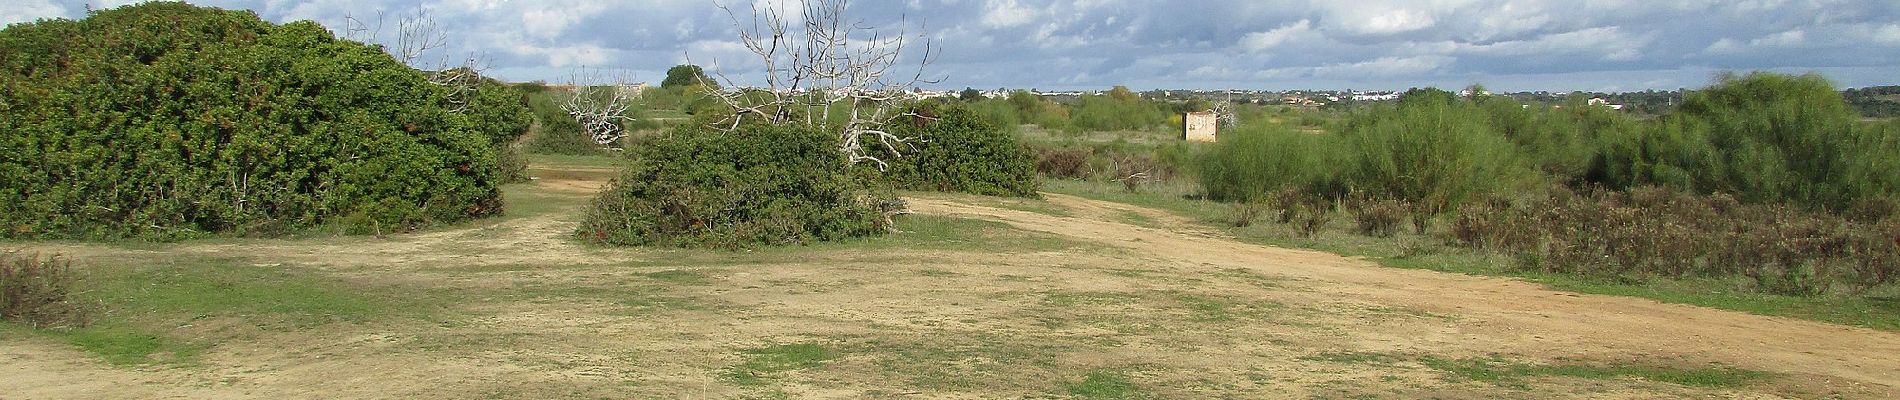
[0,3,503,239]
[1,252,89,328]
[879,103,1040,197]
[1589,72,1894,210]
[577,124,887,248]
[460,76,535,182]
[1339,89,1538,213]
[1196,124,1343,202]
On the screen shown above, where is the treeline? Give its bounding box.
[1194,72,1900,295]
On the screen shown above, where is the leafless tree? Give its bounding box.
[698,0,940,170]
[344,8,486,113]
[561,68,642,146]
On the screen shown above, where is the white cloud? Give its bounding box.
[1239,19,1313,51]
[1877,24,1900,45]
[1750,29,1805,47]
[1460,26,1648,61]
[0,0,68,26]
[980,0,1037,28]
[1325,55,1454,77]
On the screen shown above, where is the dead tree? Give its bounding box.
[344,8,486,113]
[560,68,641,146]
[700,0,939,170]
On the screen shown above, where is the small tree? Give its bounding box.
[662,64,717,90]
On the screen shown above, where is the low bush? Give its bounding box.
[879,103,1040,197]
[1,252,89,328]
[1036,147,1094,179]
[577,123,888,248]
[1345,193,1407,238]
[1452,186,1900,295]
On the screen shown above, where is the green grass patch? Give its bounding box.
[1299,351,1403,365]
[725,343,836,387]
[642,269,710,285]
[1420,356,1770,389]
[1066,369,1147,399]
[14,257,426,366]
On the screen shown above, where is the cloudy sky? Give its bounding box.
[5,0,1899,92]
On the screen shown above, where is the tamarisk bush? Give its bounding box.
[0,3,509,239]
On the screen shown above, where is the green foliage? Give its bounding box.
[0,2,504,239]
[1195,124,1343,202]
[1067,88,1168,132]
[1340,89,1536,214]
[1590,72,1889,210]
[660,64,716,90]
[577,123,887,248]
[879,103,1040,197]
[459,75,535,182]
[1,252,89,328]
[521,89,615,156]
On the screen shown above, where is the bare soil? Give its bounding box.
[4,170,1898,399]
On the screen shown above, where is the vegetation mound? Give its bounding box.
[0,3,509,239]
[879,103,1041,198]
[578,123,887,248]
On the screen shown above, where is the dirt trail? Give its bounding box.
[9,180,1900,398]
[910,192,1900,391]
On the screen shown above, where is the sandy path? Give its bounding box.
[909,192,1900,392]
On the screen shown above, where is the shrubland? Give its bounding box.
[0,2,520,239]
[1177,72,1900,296]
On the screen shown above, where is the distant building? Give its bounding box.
[1184,111,1218,142]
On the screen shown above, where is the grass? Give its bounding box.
[1040,178,1900,331]
[725,343,835,387]
[4,256,427,366]
[1066,369,1147,399]
[1419,356,1770,389]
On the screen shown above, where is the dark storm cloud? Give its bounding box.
[6,0,1897,91]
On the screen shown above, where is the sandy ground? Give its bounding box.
[4,172,1899,399]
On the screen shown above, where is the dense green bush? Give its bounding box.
[577,123,887,248]
[1340,89,1538,214]
[1589,72,1893,210]
[879,103,1040,197]
[0,3,503,239]
[459,76,535,182]
[1196,124,1343,202]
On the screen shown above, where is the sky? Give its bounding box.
[5,0,1899,93]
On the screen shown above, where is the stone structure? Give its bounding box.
[1183,111,1218,142]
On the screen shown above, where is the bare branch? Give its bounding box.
[561,68,641,146]
[700,0,941,170]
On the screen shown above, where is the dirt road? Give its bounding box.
[912,193,1900,395]
[5,177,1899,398]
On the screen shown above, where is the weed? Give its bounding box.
[1,252,90,328]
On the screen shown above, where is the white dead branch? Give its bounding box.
[561,68,641,146]
[699,0,940,170]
